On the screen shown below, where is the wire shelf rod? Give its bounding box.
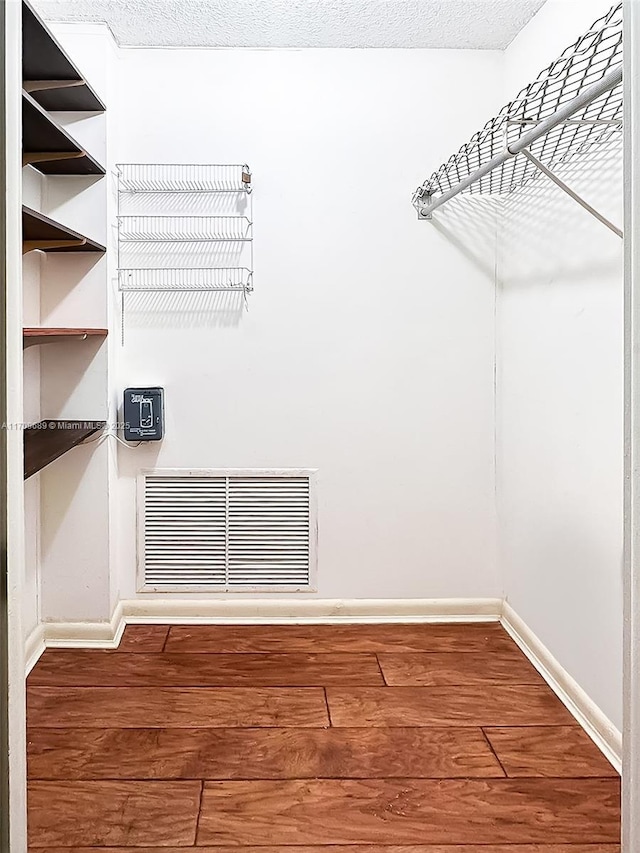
[119,236,253,243]
[413,3,622,207]
[417,62,622,219]
[506,118,622,125]
[119,287,251,293]
[118,188,250,195]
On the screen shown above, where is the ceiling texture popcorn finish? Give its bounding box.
[31,0,546,49]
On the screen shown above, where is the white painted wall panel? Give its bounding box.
[498,0,624,729]
[112,46,503,600]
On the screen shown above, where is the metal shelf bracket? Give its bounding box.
[521,149,622,238]
[416,190,433,220]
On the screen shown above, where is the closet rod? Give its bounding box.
[417,63,622,219]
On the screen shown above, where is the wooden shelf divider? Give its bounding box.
[22,206,106,254]
[24,420,106,479]
[23,328,108,348]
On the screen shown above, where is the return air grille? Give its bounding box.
[139,470,316,591]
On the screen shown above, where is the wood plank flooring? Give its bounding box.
[29,848,622,853]
[27,623,621,850]
[29,650,385,686]
[197,778,619,845]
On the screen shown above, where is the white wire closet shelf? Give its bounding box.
[118,267,253,293]
[118,216,253,242]
[412,2,623,233]
[117,163,252,194]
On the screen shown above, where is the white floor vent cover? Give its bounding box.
[138,469,317,592]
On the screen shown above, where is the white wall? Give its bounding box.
[112,46,503,600]
[498,0,624,729]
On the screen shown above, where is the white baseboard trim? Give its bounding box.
[26,602,126,672]
[120,597,504,624]
[24,624,45,676]
[25,597,502,670]
[501,601,622,773]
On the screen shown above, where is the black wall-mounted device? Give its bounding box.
[123,387,164,441]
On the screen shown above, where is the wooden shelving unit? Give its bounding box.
[21,3,109,488]
[23,328,108,348]
[22,206,106,254]
[24,420,106,479]
[22,1,106,112]
[23,91,105,175]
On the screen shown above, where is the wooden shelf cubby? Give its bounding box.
[23,91,105,175]
[22,1,106,112]
[22,206,106,254]
[24,420,106,479]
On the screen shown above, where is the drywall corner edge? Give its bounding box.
[501,600,622,772]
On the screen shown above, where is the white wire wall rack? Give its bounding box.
[117,163,252,194]
[118,216,253,243]
[412,3,623,238]
[117,163,254,306]
[118,267,253,292]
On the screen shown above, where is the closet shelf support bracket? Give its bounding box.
[23,79,85,94]
[521,149,623,239]
[416,191,433,220]
[23,238,86,254]
[23,150,86,167]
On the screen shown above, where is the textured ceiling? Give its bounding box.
[32,0,548,49]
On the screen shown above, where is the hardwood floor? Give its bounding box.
[27,726,504,780]
[27,686,330,728]
[29,650,385,686]
[27,623,621,850]
[325,685,576,726]
[27,849,622,853]
[376,649,546,686]
[197,778,619,845]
